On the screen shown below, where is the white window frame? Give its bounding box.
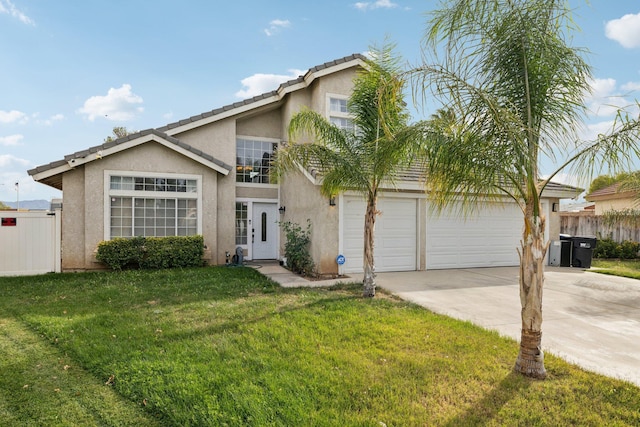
[103,170,203,240]
[327,93,355,132]
[235,135,279,188]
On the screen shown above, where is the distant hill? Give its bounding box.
[0,200,51,210]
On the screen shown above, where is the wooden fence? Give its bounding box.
[561,212,640,242]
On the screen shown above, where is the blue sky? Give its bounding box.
[1,0,639,202]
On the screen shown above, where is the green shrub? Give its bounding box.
[619,240,640,260]
[96,235,204,270]
[279,220,315,276]
[593,237,618,259]
[96,237,145,270]
[593,236,640,260]
[140,236,205,269]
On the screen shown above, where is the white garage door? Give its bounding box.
[343,196,417,273]
[426,202,522,269]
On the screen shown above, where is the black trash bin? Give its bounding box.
[571,237,597,268]
[559,235,572,267]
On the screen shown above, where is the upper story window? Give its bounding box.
[236,138,277,184]
[328,95,355,133]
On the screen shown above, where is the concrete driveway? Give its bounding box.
[377,267,640,387]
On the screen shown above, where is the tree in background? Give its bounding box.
[104,126,136,143]
[0,201,9,210]
[275,43,424,297]
[412,0,640,379]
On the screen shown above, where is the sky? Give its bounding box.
[1,0,639,202]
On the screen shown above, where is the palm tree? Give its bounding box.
[412,0,640,379]
[275,43,422,297]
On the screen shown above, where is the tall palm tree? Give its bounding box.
[412,0,640,379]
[275,43,422,297]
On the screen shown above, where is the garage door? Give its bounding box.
[343,196,417,273]
[426,202,522,269]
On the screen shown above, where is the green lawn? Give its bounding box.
[591,259,640,280]
[1,267,639,426]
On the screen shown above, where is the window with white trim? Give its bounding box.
[108,174,199,238]
[328,95,355,132]
[235,202,248,245]
[236,138,277,184]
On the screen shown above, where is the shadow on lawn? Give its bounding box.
[443,371,531,426]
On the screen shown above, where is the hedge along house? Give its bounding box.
[29,54,579,275]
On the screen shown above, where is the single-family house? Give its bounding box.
[28,54,579,275]
[585,183,638,215]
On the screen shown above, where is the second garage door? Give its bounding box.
[426,202,522,269]
[342,196,417,273]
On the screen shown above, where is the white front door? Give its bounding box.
[252,203,278,259]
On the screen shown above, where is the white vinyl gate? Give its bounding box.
[0,211,61,276]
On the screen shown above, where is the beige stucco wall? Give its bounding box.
[175,120,237,167]
[310,68,358,116]
[237,108,282,139]
[61,168,86,270]
[280,169,339,275]
[61,142,225,270]
[593,196,637,215]
[546,198,561,241]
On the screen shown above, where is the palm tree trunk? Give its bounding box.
[514,205,549,379]
[363,195,377,297]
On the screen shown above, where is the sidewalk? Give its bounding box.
[247,261,354,288]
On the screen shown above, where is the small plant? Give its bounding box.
[279,219,315,276]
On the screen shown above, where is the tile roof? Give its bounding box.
[585,183,623,200]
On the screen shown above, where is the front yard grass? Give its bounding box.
[1,267,639,426]
[591,259,640,280]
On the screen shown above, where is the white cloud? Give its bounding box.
[541,172,582,188]
[580,120,616,142]
[621,81,640,92]
[0,134,23,146]
[0,0,34,25]
[605,12,640,48]
[235,69,305,98]
[163,111,174,120]
[77,84,144,121]
[0,109,27,124]
[584,77,638,118]
[37,113,64,126]
[264,19,291,36]
[354,0,398,11]
[0,153,29,168]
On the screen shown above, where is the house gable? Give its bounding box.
[28,129,232,190]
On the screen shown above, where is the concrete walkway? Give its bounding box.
[257,263,640,386]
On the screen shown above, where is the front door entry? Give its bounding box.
[252,203,278,259]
